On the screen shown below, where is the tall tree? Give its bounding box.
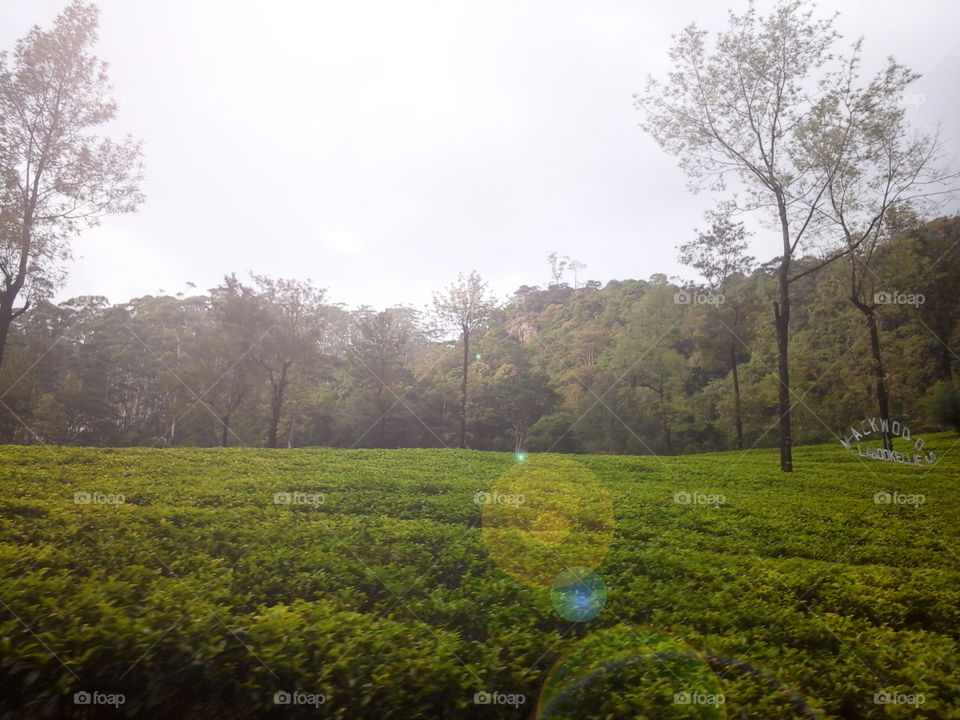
[246,275,326,449]
[547,252,569,289]
[796,56,959,449]
[0,1,144,372]
[638,0,922,471]
[349,307,420,447]
[679,205,755,449]
[432,271,497,448]
[202,278,266,446]
[604,279,688,455]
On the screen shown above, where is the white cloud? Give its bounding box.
[0,0,955,310]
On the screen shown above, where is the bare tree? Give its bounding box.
[547,252,568,289]
[432,271,498,448]
[796,58,959,449]
[0,1,144,371]
[569,259,587,290]
[637,0,928,470]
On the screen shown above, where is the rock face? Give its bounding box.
[506,313,539,343]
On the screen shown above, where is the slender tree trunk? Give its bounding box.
[774,297,792,471]
[775,204,794,472]
[730,341,744,451]
[0,220,32,375]
[0,304,13,376]
[513,416,525,453]
[219,383,246,448]
[377,382,386,447]
[267,368,289,449]
[862,308,893,451]
[659,382,672,455]
[459,326,468,449]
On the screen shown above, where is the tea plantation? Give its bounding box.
[1,438,958,718]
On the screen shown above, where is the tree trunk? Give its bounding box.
[864,308,893,451]
[459,327,468,449]
[0,301,13,376]
[220,384,246,448]
[0,219,32,375]
[659,382,672,455]
[775,205,794,472]
[513,415,525,453]
[377,382,387,447]
[774,295,792,471]
[730,340,744,451]
[267,367,289,449]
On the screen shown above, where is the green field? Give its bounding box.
[1,438,958,718]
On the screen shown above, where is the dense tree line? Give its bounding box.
[1,216,958,454]
[4,1,957,470]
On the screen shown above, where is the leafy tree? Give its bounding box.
[471,328,557,451]
[0,1,144,372]
[603,280,687,455]
[348,307,421,447]
[246,275,327,448]
[927,381,960,433]
[894,217,960,383]
[637,0,922,470]
[679,205,755,449]
[795,46,958,449]
[526,412,582,453]
[200,277,267,446]
[432,271,497,448]
[30,391,69,443]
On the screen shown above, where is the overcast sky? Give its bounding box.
[2,0,958,311]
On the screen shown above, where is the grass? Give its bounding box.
[1,435,958,718]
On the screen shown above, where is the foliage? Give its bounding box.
[0,442,958,717]
[0,0,144,370]
[1,215,959,455]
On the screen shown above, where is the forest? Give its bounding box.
[2,214,957,455]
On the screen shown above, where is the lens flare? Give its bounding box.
[550,567,606,622]
[537,626,726,719]
[481,455,614,588]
